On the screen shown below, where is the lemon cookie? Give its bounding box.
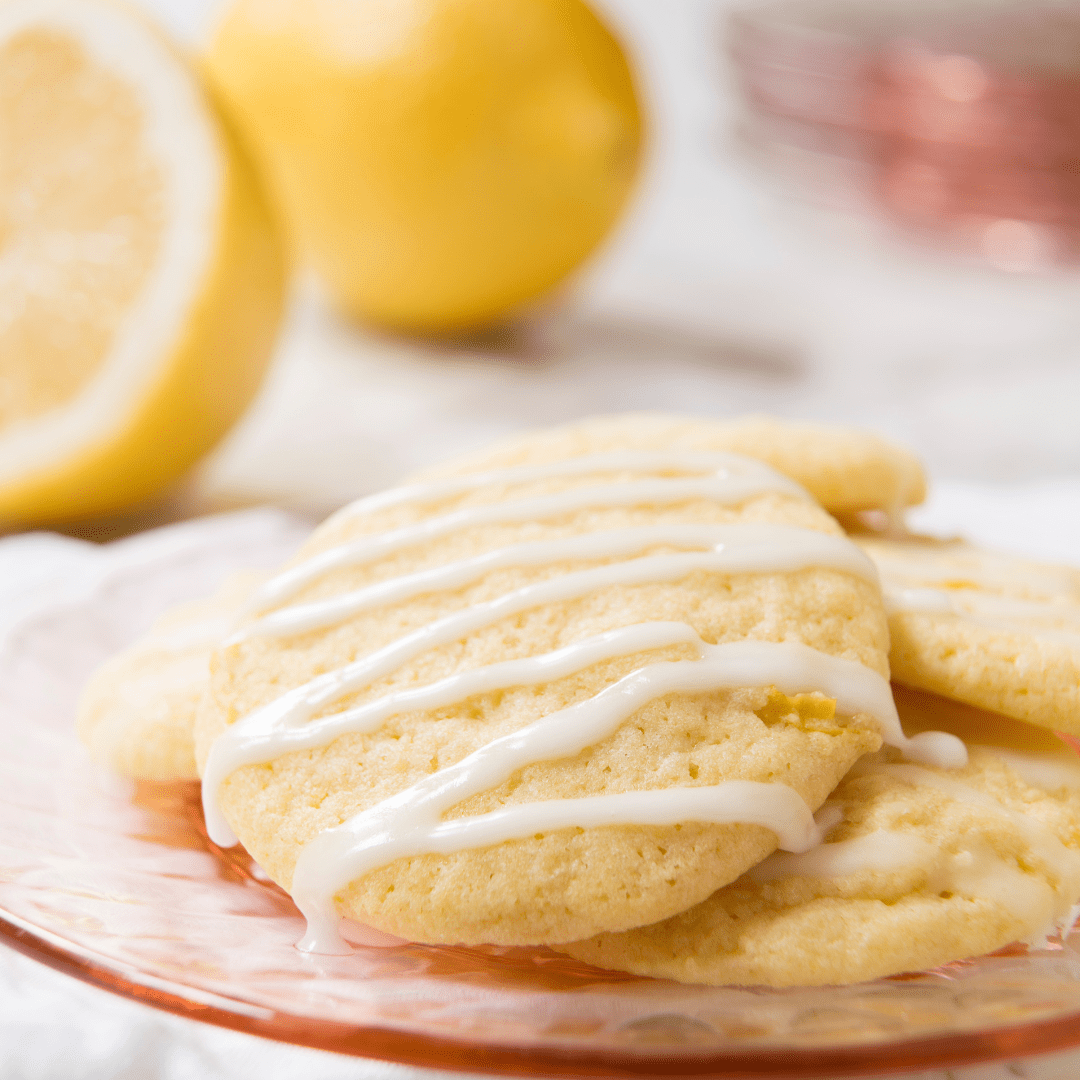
[417,413,926,516]
[563,687,1080,986]
[196,429,962,949]
[77,572,264,780]
[861,537,1080,734]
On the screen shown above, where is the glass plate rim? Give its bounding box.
[7,906,1080,1078]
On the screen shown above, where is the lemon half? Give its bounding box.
[0,0,286,525]
[207,0,642,332]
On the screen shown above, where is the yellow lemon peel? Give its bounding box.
[206,0,642,332]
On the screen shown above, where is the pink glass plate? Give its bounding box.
[4,517,1080,1077]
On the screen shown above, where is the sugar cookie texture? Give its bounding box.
[863,537,1080,734]
[421,413,927,516]
[195,425,894,947]
[78,572,262,780]
[563,690,1080,986]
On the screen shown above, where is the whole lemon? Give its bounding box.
[206,0,643,332]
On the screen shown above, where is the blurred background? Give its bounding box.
[5,0,1077,541]
[170,0,1080,513]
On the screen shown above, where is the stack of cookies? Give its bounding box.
[78,415,1080,986]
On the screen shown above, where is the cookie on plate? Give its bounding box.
[77,572,262,780]
[78,415,924,786]
[419,413,927,517]
[861,537,1080,734]
[562,687,1080,986]
[196,421,944,949]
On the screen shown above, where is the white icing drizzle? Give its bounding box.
[813,803,846,835]
[198,449,969,953]
[883,763,1080,944]
[240,524,878,640]
[751,752,1080,946]
[327,450,806,524]
[883,586,955,616]
[750,829,937,883]
[294,781,822,953]
[949,844,1068,948]
[869,547,1078,599]
[753,826,1064,945]
[223,636,959,953]
[882,762,1075,844]
[250,454,808,612]
[211,533,905,818]
[871,535,1080,645]
[203,628,965,849]
[885,586,1080,625]
[203,621,702,844]
[884,585,1080,645]
[987,749,1080,793]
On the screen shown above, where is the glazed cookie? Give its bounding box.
[861,537,1080,734]
[78,572,262,780]
[196,428,961,950]
[563,687,1080,986]
[417,413,927,516]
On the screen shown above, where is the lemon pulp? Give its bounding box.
[0,27,168,425]
[0,0,285,525]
